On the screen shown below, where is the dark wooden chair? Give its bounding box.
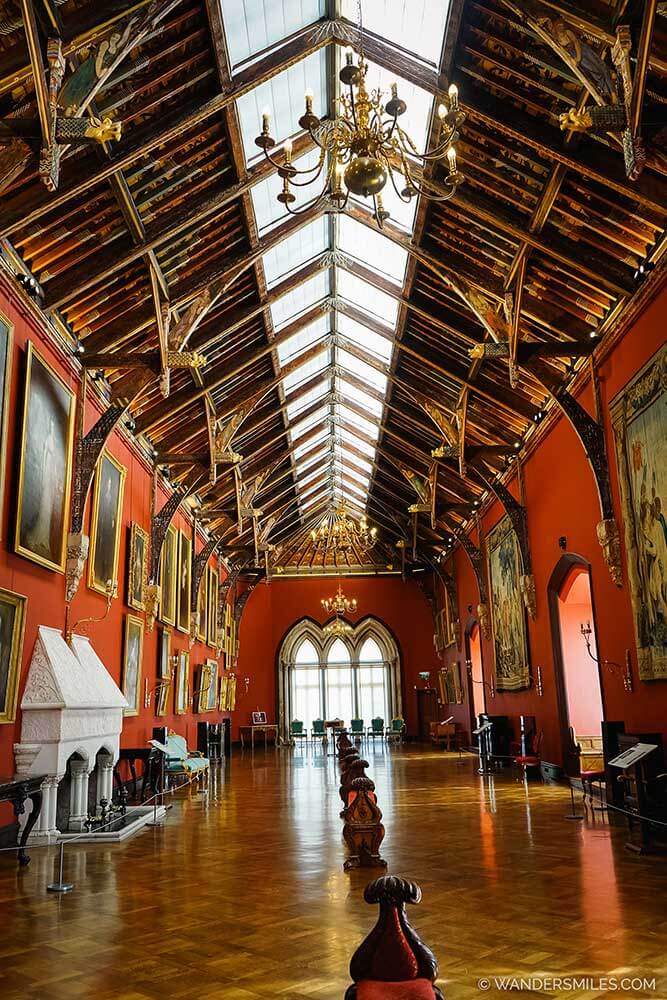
[345,876,444,998]
[342,777,386,871]
[513,729,544,781]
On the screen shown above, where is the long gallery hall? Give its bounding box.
[0,1,666,999]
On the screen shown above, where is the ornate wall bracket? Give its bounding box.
[65,532,89,604]
[452,529,491,640]
[148,471,204,590]
[190,535,222,617]
[531,361,621,587]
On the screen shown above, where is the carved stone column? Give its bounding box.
[68,760,90,832]
[96,753,115,809]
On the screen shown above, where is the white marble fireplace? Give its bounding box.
[13,626,127,841]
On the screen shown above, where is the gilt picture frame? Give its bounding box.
[196,574,207,643]
[127,522,148,612]
[207,566,218,648]
[218,672,228,712]
[88,451,126,596]
[176,529,191,634]
[0,587,27,725]
[175,650,189,714]
[159,523,177,627]
[156,627,171,717]
[15,342,75,573]
[0,312,13,537]
[122,613,144,716]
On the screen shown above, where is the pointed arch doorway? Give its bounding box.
[548,555,606,775]
[464,617,486,743]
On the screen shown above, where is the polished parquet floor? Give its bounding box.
[1,746,666,1000]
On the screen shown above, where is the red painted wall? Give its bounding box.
[0,277,230,796]
[234,575,441,739]
[437,282,667,764]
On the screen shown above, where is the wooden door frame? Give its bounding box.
[547,553,606,775]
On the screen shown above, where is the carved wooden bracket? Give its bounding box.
[531,361,622,586]
[451,528,491,639]
[66,369,152,602]
[149,471,203,587]
[190,535,222,616]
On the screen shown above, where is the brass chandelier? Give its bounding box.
[321,582,358,615]
[322,583,357,637]
[310,499,377,554]
[254,4,465,228]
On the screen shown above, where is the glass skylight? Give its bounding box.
[281,348,329,393]
[262,216,329,287]
[285,380,328,420]
[337,313,393,362]
[276,315,329,366]
[338,216,408,282]
[339,0,449,66]
[271,270,330,330]
[336,347,388,392]
[236,49,327,165]
[337,269,399,326]
[221,0,326,69]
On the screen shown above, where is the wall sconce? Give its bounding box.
[144,673,172,709]
[65,578,117,645]
[580,622,633,692]
[535,665,544,697]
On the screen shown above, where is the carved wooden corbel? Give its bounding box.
[530,360,622,586]
[451,528,491,640]
[190,534,222,638]
[66,368,152,602]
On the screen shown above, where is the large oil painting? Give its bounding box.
[176,530,191,634]
[156,627,171,716]
[207,566,218,647]
[89,452,126,595]
[196,574,207,643]
[175,651,189,714]
[0,313,13,534]
[0,587,27,724]
[122,614,144,716]
[487,515,530,691]
[612,345,667,681]
[15,342,75,573]
[127,522,148,612]
[160,524,177,627]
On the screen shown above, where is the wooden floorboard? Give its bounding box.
[0,747,666,1000]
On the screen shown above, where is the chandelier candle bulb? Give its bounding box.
[438,103,447,120]
[447,145,457,173]
[391,82,398,99]
[261,107,271,134]
[448,83,459,109]
[345,46,354,66]
[284,138,292,162]
[305,89,313,114]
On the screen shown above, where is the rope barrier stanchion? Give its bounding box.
[47,841,73,893]
[565,782,584,821]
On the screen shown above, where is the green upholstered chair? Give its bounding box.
[164,732,209,787]
[367,717,385,740]
[311,719,326,743]
[386,717,406,743]
[350,718,365,740]
[289,720,308,746]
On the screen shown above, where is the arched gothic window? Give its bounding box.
[279,619,401,739]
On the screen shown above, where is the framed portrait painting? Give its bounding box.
[611,344,667,681]
[0,587,27,725]
[487,515,530,691]
[206,660,218,712]
[127,523,148,612]
[88,452,126,595]
[226,672,237,711]
[156,627,172,717]
[176,530,191,634]
[15,342,76,573]
[207,566,218,647]
[122,614,144,716]
[196,575,207,643]
[218,672,228,712]
[159,524,177,627]
[0,312,13,534]
[175,651,189,714]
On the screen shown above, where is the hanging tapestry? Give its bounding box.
[487,515,530,691]
[611,345,667,681]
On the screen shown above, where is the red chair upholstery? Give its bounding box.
[345,876,445,1000]
[513,730,544,779]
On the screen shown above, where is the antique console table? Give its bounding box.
[113,747,163,802]
[0,774,45,866]
[239,724,279,750]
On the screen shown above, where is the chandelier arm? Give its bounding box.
[400,175,460,203]
[283,158,328,188]
[387,165,416,204]
[261,145,291,171]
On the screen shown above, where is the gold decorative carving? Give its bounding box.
[167,351,206,369]
[65,532,89,604]
[596,518,623,588]
[144,582,161,633]
[559,107,593,133]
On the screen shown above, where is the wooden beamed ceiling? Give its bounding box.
[0,0,665,573]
